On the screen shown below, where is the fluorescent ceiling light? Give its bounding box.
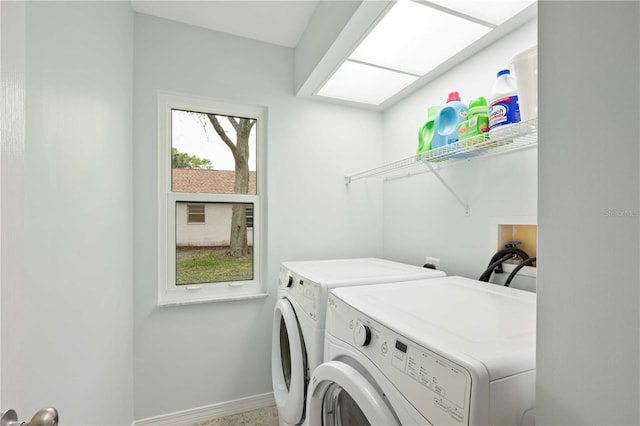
[425,0,536,26]
[316,0,536,106]
[317,60,418,106]
[349,0,492,76]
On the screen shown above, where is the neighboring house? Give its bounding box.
[172,169,256,247]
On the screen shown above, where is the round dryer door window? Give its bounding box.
[272,298,307,425]
[322,383,370,425]
[307,361,399,426]
[279,317,293,390]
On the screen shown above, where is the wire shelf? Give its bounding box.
[345,118,537,184]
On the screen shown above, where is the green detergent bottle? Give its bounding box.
[458,96,489,146]
[417,105,441,153]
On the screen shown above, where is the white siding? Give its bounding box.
[176,203,253,246]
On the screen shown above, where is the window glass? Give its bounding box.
[187,204,205,223]
[176,201,254,285]
[171,109,256,195]
[246,205,254,228]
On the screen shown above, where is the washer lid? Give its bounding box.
[281,258,445,287]
[330,276,536,380]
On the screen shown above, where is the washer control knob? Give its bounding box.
[354,323,372,347]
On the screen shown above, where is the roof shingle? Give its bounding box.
[172,169,257,194]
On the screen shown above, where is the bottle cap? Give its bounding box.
[446,91,461,102]
[469,96,488,109]
[497,69,511,77]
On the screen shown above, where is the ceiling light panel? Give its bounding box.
[349,0,492,76]
[317,60,418,106]
[425,0,536,26]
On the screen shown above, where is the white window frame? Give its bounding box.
[157,92,266,306]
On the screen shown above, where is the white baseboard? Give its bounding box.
[132,392,275,426]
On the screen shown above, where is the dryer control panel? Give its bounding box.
[327,293,473,425]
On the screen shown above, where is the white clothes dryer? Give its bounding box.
[307,276,536,426]
[272,258,446,426]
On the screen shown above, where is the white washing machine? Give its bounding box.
[272,258,446,426]
[307,276,536,426]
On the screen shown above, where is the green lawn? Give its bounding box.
[177,248,253,285]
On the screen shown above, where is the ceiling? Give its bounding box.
[130,0,320,48]
[130,0,537,110]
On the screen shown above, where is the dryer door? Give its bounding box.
[307,361,400,426]
[272,298,307,425]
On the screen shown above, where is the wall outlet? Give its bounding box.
[425,256,441,270]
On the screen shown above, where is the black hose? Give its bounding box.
[478,254,515,282]
[504,257,537,287]
[478,248,530,282]
[487,248,530,272]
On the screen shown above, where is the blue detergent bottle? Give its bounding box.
[431,92,469,150]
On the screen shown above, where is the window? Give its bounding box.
[187,204,205,224]
[158,92,265,305]
[246,205,254,228]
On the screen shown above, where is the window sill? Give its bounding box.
[157,292,269,307]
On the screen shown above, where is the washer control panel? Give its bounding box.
[354,323,372,347]
[327,293,473,425]
[279,266,320,322]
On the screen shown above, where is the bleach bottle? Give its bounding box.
[488,69,521,132]
[431,92,468,150]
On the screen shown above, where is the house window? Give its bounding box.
[187,204,205,224]
[158,93,265,306]
[245,205,254,228]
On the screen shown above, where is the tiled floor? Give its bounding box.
[193,405,279,426]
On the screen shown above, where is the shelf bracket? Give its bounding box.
[421,160,470,216]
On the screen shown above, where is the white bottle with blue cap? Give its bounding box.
[488,69,521,133]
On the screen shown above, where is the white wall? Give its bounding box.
[176,204,254,247]
[383,3,639,424]
[132,14,383,420]
[0,0,26,412]
[537,2,639,424]
[381,20,538,284]
[1,1,134,425]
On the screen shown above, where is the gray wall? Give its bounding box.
[537,2,639,424]
[1,1,134,424]
[133,13,384,420]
